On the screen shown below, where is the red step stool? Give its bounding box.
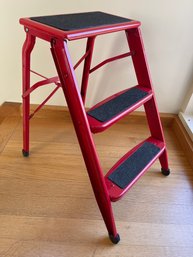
[20,11,170,244]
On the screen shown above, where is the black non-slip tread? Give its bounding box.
[108,142,161,189]
[30,12,132,31]
[87,87,148,122]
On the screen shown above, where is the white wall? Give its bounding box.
[1,0,193,113]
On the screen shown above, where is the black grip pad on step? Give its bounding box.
[30,12,132,31]
[108,142,161,189]
[87,88,148,122]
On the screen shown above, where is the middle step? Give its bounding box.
[87,85,152,133]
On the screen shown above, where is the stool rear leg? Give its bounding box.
[22,32,36,157]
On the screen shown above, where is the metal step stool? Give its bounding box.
[20,11,170,244]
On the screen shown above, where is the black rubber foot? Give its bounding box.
[22,149,29,157]
[109,233,120,244]
[161,168,170,176]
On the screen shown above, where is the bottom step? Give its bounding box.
[105,137,165,202]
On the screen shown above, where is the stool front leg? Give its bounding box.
[51,39,120,244]
[22,31,36,157]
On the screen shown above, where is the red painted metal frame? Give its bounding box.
[125,28,169,171]
[30,69,48,79]
[22,75,60,98]
[50,39,118,238]
[81,37,96,104]
[73,49,91,71]
[29,84,61,119]
[89,51,132,74]
[20,15,169,241]
[22,39,95,123]
[22,32,36,154]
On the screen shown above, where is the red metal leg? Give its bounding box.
[81,37,95,104]
[125,28,169,171]
[22,32,36,156]
[50,39,119,241]
[144,98,169,171]
[159,150,170,176]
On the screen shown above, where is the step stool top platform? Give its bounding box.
[30,12,132,31]
[20,11,140,41]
